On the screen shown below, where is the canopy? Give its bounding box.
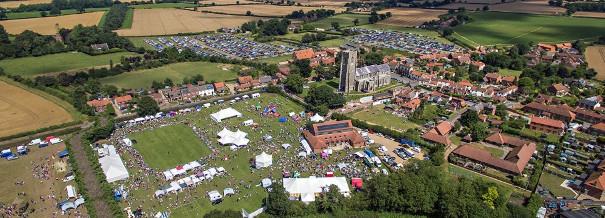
[66,185,76,198]
[224,188,235,196]
[163,171,174,180]
[211,107,242,122]
[99,155,129,183]
[255,152,273,169]
[217,128,249,146]
[208,190,222,202]
[262,178,272,188]
[282,177,350,201]
[310,113,325,122]
[282,144,291,149]
[61,202,75,211]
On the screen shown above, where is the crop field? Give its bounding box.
[0,11,105,35]
[453,12,605,47]
[99,61,239,89]
[0,80,73,137]
[199,0,260,4]
[304,13,370,29]
[378,8,444,27]
[438,3,486,10]
[130,124,212,170]
[200,4,345,16]
[489,0,566,15]
[0,0,50,8]
[573,11,605,19]
[586,46,605,80]
[115,9,259,36]
[0,51,137,77]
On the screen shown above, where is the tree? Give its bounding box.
[331,22,340,30]
[495,104,508,119]
[163,78,174,87]
[136,96,159,116]
[468,122,490,141]
[265,185,291,216]
[246,11,252,16]
[151,80,164,90]
[460,109,479,127]
[369,11,379,24]
[40,11,48,17]
[304,84,344,113]
[482,187,499,209]
[0,25,9,44]
[284,74,304,94]
[293,59,312,78]
[204,209,240,218]
[517,77,535,94]
[50,7,61,16]
[364,52,384,65]
[353,18,359,26]
[442,28,453,37]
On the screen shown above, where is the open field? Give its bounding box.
[201,4,345,16]
[0,80,73,137]
[438,3,486,10]
[293,0,350,6]
[0,0,50,8]
[0,11,105,35]
[115,9,259,36]
[0,142,87,217]
[378,8,444,27]
[489,0,566,15]
[257,54,291,64]
[99,61,239,89]
[453,12,605,47]
[199,0,260,4]
[5,8,108,20]
[586,46,605,80]
[499,68,522,77]
[130,124,212,170]
[350,105,420,132]
[539,172,576,198]
[305,13,369,29]
[573,11,605,19]
[129,3,197,9]
[0,51,137,77]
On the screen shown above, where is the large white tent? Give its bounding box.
[98,145,129,183]
[217,128,249,146]
[282,177,350,203]
[210,107,242,122]
[309,113,325,122]
[255,152,273,168]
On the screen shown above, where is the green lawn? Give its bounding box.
[304,13,370,30]
[539,172,576,198]
[499,68,522,77]
[129,3,197,9]
[121,8,134,28]
[130,124,211,170]
[257,54,291,65]
[468,143,506,158]
[319,38,346,47]
[350,105,420,132]
[128,37,155,50]
[5,8,108,19]
[99,61,239,89]
[453,11,605,47]
[0,51,138,77]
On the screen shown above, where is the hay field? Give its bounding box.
[0,81,72,137]
[0,0,50,8]
[573,11,605,18]
[378,8,444,27]
[115,9,259,36]
[201,4,345,16]
[489,0,566,15]
[0,12,104,35]
[586,46,605,80]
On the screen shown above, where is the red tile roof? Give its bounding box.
[293,48,315,60]
[452,142,535,175]
[422,131,451,146]
[485,133,533,147]
[238,76,253,84]
[113,95,132,104]
[87,98,111,108]
[585,171,605,193]
[213,82,225,89]
[530,116,565,129]
[430,121,453,136]
[590,122,605,132]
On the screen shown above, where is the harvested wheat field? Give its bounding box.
[438,3,486,10]
[0,0,50,8]
[0,81,72,137]
[201,4,345,16]
[199,0,260,4]
[573,11,605,18]
[116,9,259,36]
[490,0,566,15]
[378,8,444,27]
[0,12,104,35]
[586,46,605,80]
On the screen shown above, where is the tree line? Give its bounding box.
[286,9,336,21]
[241,18,291,36]
[566,2,605,13]
[103,4,129,30]
[300,32,338,43]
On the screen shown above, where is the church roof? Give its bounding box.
[355,64,390,77]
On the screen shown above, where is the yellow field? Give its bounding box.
[201,4,345,16]
[378,8,444,27]
[0,12,104,35]
[115,9,259,36]
[573,11,605,18]
[0,0,50,8]
[0,81,73,137]
[586,46,605,80]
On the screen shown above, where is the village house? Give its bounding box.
[483,73,502,84]
[213,82,226,93]
[87,98,112,113]
[113,95,132,111]
[529,116,565,135]
[549,83,569,97]
[422,121,453,146]
[522,102,576,123]
[401,98,422,113]
[450,142,536,175]
[471,61,485,71]
[589,123,605,135]
[583,160,605,200]
[149,92,167,105]
[574,108,605,124]
[578,96,602,110]
[236,76,260,92]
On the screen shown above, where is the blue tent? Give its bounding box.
[114,190,123,201]
[57,150,69,158]
[278,117,287,123]
[399,138,416,147]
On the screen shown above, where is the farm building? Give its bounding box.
[303,120,365,153]
[450,142,536,175]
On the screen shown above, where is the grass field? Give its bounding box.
[0,51,138,77]
[499,68,522,77]
[130,124,211,170]
[539,172,576,198]
[0,11,105,35]
[257,54,291,65]
[0,79,74,137]
[121,8,134,28]
[453,12,605,47]
[99,61,239,89]
[5,8,108,20]
[304,13,370,30]
[350,105,420,132]
[128,37,155,50]
[468,143,506,158]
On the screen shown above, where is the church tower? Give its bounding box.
[338,50,357,93]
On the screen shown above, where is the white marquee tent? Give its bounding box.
[98,145,129,183]
[211,107,242,122]
[217,128,249,146]
[255,152,273,169]
[282,177,350,203]
[310,114,325,122]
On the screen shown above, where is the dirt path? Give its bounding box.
[69,133,113,218]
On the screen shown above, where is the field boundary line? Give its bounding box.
[453,31,480,47]
[506,26,543,43]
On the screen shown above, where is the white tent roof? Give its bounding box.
[217,128,249,146]
[66,185,76,198]
[255,152,273,168]
[262,178,272,188]
[282,177,350,201]
[99,155,129,183]
[210,107,242,122]
[301,192,316,202]
[310,114,325,122]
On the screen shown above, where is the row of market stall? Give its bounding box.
[155,166,227,198]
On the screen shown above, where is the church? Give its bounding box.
[338,50,391,93]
